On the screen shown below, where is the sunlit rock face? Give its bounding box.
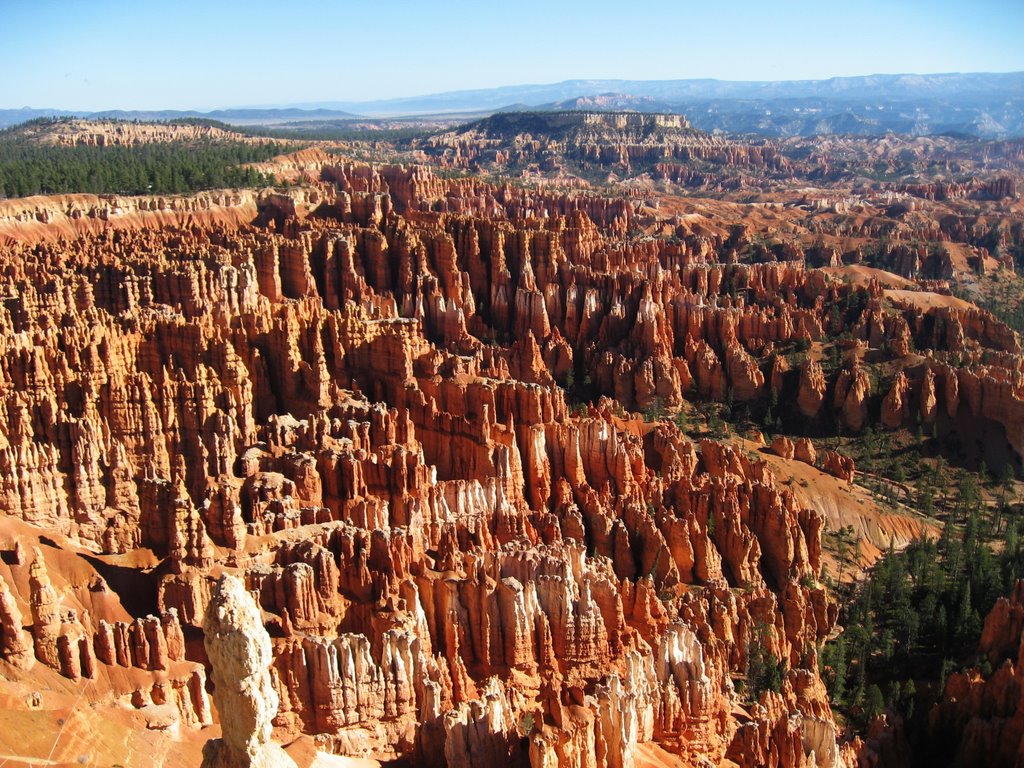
[8,154,1024,768]
[201,574,297,768]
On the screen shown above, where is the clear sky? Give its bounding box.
[2,0,1023,111]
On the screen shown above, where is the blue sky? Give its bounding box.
[2,0,1023,110]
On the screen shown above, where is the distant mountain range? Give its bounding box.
[3,72,1023,138]
[297,72,1024,114]
[303,72,1024,138]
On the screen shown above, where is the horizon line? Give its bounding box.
[3,69,1023,115]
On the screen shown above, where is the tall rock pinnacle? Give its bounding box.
[201,574,297,768]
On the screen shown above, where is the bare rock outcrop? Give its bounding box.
[28,549,62,669]
[793,439,817,466]
[881,371,910,430]
[0,575,33,669]
[820,451,855,483]
[834,364,871,432]
[770,436,795,460]
[202,574,298,768]
[920,367,938,424]
[797,360,827,419]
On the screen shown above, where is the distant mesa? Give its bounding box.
[12,118,255,147]
[466,109,695,137]
[282,71,1024,138]
[422,109,728,181]
[538,92,679,113]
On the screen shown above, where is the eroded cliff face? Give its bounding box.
[0,159,1019,767]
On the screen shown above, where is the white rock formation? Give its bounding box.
[201,574,297,768]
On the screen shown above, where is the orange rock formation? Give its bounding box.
[0,156,1020,767]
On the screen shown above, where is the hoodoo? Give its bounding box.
[202,574,298,768]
